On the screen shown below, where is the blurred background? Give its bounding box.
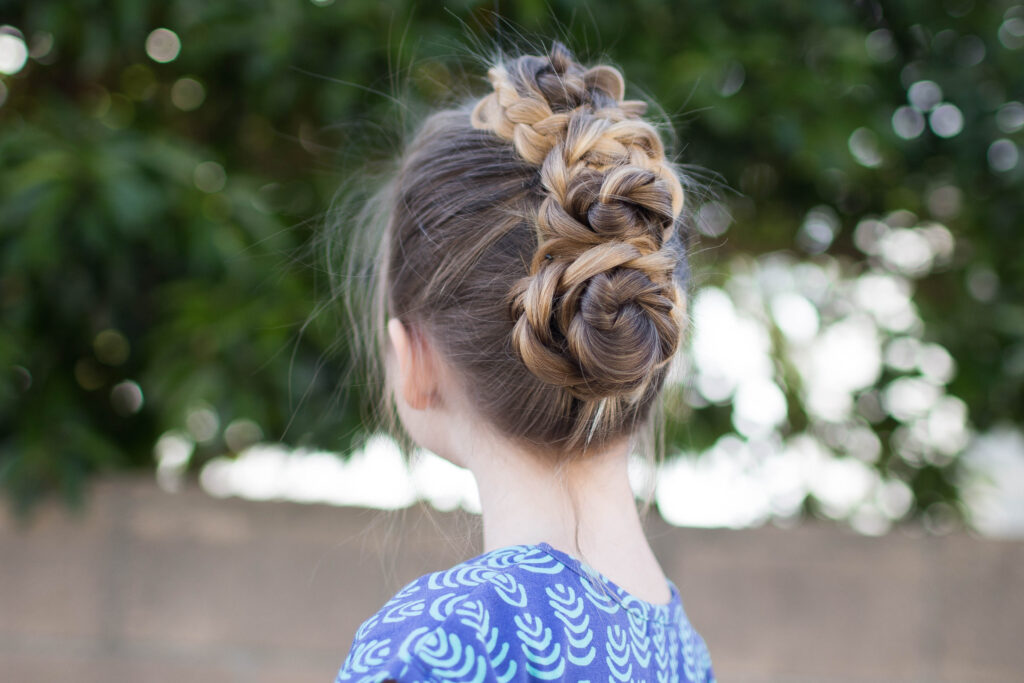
[1,1,1022,681]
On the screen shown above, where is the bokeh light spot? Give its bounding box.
[884,376,940,422]
[854,271,917,333]
[954,34,986,66]
[853,218,886,255]
[810,455,878,520]
[966,265,999,302]
[194,161,226,193]
[926,396,970,455]
[93,329,130,365]
[865,29,896,62]
[695,201,732,237]
[878,227,934,277]
[801,315,882,421]
[892,106,925,140]
[111,380,144,416]
[154,431,194,492]
[848,127,883,168]
[921,223,955,264]
[771,292,819,343]
[74,358,105,391]
[877,478,913,520]
[171,77,205,111]
[145,28,181,63]
[962,427,1024,537]
[926,185,962,219]
[715,61,745,97]
[224,418,263,452]
[690,286,773,403]
[998,17,1024,49]
[121,64,156,100]
[797,205,840,252]
[885,336,921,372]
[0,26,28,75]
[28,31,53,60]
[988,139,1019,172]
[201,436,419,509]
[908,80,942,112]
[732,379,788,437]
[186,404,220,442]
[919,343,956,384]
[929,103,964,138]
[996,101,1024,133]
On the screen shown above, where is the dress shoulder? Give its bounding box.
[334,543,716,683]
[335,544,557,683]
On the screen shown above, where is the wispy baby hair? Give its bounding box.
[365,41,690,456]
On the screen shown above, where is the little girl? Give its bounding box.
[334,42,715,683]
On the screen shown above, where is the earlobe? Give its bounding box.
[387,318,438,411]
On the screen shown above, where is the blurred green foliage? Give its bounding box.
[1,0,1021,526]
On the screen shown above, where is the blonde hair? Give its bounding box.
[345,42,690,461]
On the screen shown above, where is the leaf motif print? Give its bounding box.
[353,612,382,642]
[623,595,652,622]
[484,545,537,569]
[488,572,527,607]
[513,612,566,680]
[455,599,518,683]
[336,544,716,683]
[382,598,425,624]
[679,620,701,683]
[392,580,422,601]
[345,638,391,674]
[578,573,620,614]
[667,623,680,681]
[604,624,633,683]
[428,563,499,590]
[454,599,488,634]
[652,621,670,683]
[416,627,489,683]
[546,583,596,666]
[428,592,469,621]
[624,600,652,668]
[515,551,567,575]
[699,642,714,683]
[395,625,432,661]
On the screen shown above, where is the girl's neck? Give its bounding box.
[462,429,671,605]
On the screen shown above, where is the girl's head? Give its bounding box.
[349,42,690,466]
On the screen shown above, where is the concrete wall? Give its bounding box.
[1,475,1021,682]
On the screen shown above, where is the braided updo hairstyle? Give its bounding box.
[373,42,689,456]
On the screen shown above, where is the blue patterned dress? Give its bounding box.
[335,542,715,683]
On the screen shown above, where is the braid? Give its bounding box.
[471,43,686,403]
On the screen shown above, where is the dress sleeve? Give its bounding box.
[336,617,499,683]
[698,633,717,683]
[334,639,435,683]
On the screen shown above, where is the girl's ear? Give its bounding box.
[387,318,439,410]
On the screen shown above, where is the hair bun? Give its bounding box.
[471,42,686,402]
[510,243,682,401]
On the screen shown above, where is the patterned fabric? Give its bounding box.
[335,542,715,683]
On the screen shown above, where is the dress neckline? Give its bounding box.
[479,541,682,624]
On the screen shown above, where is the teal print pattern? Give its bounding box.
[513,612,565,680]
[335,542,715,683]
[454,599,517,683]
[546,584,596,667]
[416,628,489,682]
